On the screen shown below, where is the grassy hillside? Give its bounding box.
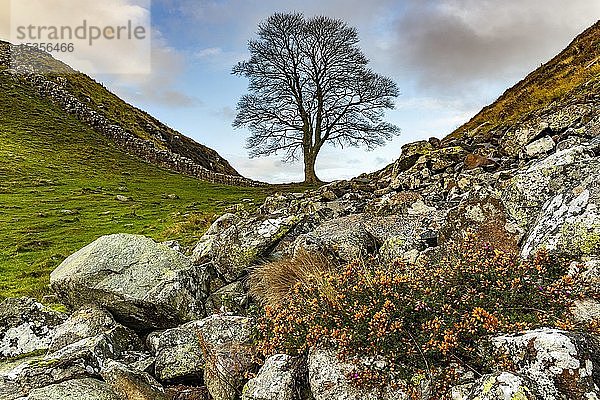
[0,41,240,176]
[446,20,600,142]
[0,71,281,302]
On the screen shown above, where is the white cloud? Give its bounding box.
[7,0,152,74]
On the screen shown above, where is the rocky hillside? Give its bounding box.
[445,20,600,157]
[1,21,600,400]
[0,41,258,186]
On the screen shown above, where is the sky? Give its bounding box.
[1,1,599,183]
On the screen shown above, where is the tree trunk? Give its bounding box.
[303,151,321,184]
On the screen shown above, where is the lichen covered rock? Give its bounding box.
[0,297,66,361]
[50,233,208,329]
[490,328,600,399]
[308,347,408,400]
[26,378,120,400]
[101,359,169,400]
[464,372,539,400]
[242,354,299,400]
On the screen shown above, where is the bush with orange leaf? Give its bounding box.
[251,232,594,396]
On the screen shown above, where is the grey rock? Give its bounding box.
[50,234,208,329]
[199,315,255,400]
[205,281,248,315]
[463,372,539,400]
[101,359,169,400]
[501,146,599,231]
[0,334,117,399]
[146,323,204,382]
[26,378,120,400]
[292,214,376,262]
[490,328,600,399]
[308,347,408,400]
[192,213,240,264]
[242,354,299,400]
[205,215,299,282]
[525,136,555,158]
[520,179,600,259]
[49,304,140,352]
[0,298,66,361]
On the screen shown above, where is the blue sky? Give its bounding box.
[3,1,599,182]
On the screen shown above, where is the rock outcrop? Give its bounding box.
[50,234,208,329]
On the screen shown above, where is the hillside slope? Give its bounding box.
[0,41,253,184]
[445,20,600,156]
[0,66,274,301]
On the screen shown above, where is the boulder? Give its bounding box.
[308,347,409,400]
[525,136,555,158]
[146,322,204,382]
[463,372,539,400]
[0,335,115,399]
[242,354,300,400]
[202,215,299,282]
[101,359,169,400]
[26,378,120,400]
[205,281,248,315]
[0,297,66,361]
[292,214,376,262]
[439,191,521,252]
[50,234,208,329]
[49,304,140,352]
[199,315,256,400]
[520,180,600,259]
[192,213,240,263]
[501,145,599,232]
[490,328,600,399]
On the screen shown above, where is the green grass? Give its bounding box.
[0,71,309,302]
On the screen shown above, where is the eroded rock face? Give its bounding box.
[0,297,66,361]
[501,146,599,232]
[26,378,120,400]
[292,214,376,262]
[308,348,409,400]
[50,234,208,329]
[490,328,600,399]
[242,354,299,400]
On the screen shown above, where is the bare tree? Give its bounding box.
[233,13,400,184]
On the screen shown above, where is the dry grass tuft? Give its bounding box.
[249,250,334,308]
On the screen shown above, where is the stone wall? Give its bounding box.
[1,44,264,187]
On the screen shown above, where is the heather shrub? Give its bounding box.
[253,232,592,396]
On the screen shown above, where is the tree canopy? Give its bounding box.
[233,12,400,183]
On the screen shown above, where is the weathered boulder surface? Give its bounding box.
[101,359,169,400]
[50,234,208,329]
[0,313,144,399]
[490,328,600,399]
[146,322,205,382]
[292,214,376,262]
[25,378,120,400]
[521,176,600,259]
[242,354,300,400]
[501,146,599,232]
[197,215,298,282]
[0,297,66,360]
[49,304,141,352]
[463,372,540,400]
[308,347,409,400]
[199,315,256,400]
